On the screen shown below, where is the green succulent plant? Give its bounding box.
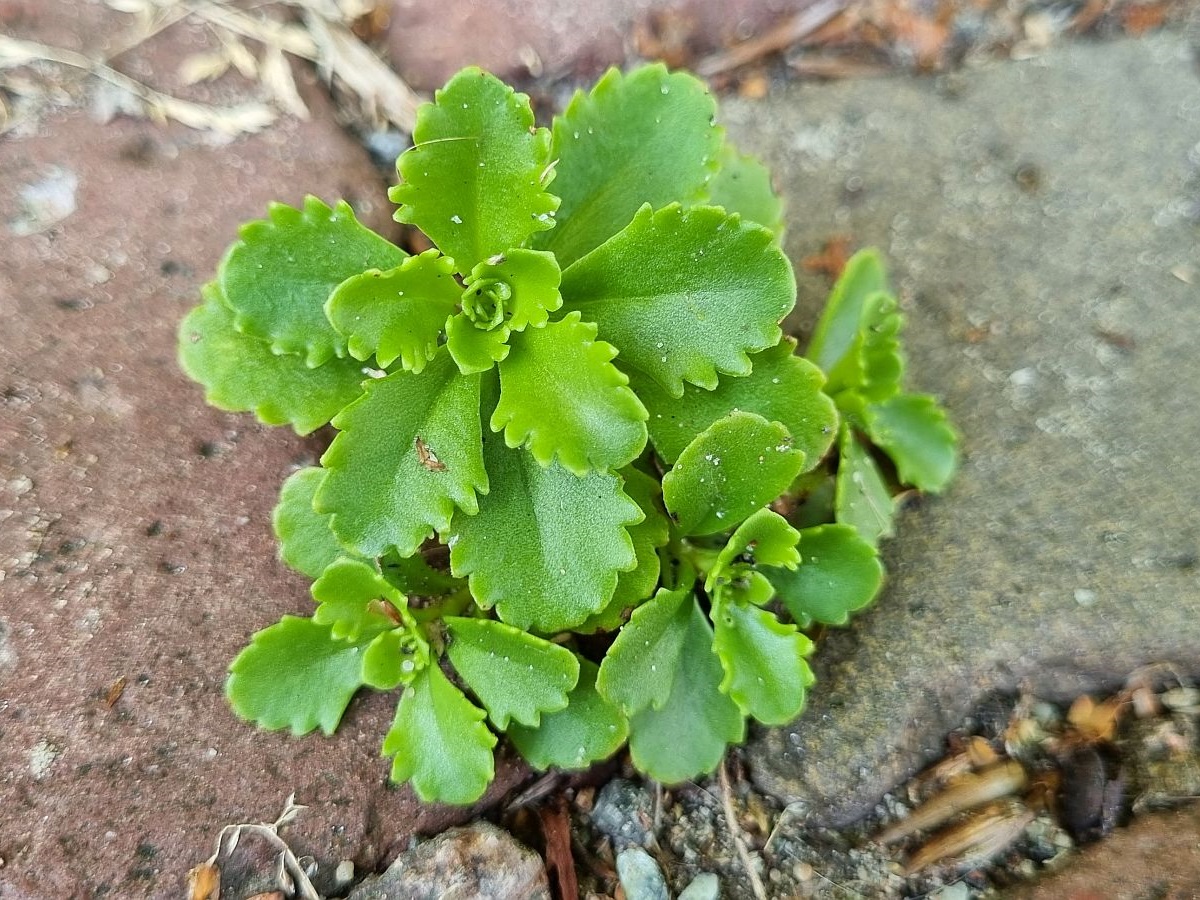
[178,63,958,804]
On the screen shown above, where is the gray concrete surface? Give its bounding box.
[732,34,1200,826]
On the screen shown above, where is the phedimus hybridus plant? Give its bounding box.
[179,64,958,804]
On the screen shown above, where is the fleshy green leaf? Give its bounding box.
[835,425,895,545]
[662,411,807,536]
[560,204,794,396]
[383,663,496,804]
[704,144,785,241]
[627,596,745,783]
[596,585,693,714]
[446,313,511,375]
[273,467,362,578]
[444,617,580,729]
[317,348,488,558]
[390,67,558,273]
[325,250,460,372]
[465,249,562,332]
[219,197,407,367]
[788,470,838,530]
[362,628,428,690]
[824,291,904,402]
[179,285,366,435]
[227,616,370,736]
[311,558,407,641]
[492,312,648,475]
[540,64,721,268]
[381,552,463,597]
[446,432,641,632]
[712,596,813,725]
[708,508,799,593]
[805,248,888,373]
[576,468,670,633]
[727,569,777,607]
[863,393,959,493]
[768,523,883,626]
[508,660,628,771]
[635,338,838,470]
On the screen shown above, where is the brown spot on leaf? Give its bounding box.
[415,436,446,472]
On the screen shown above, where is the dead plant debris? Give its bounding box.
[0,0,420,137]
[676,0,1187,88]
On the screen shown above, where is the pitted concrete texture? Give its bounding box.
[0,9,524,899]
[728,34,1200,827]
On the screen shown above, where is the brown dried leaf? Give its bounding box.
[1067,695,1096,729]
[1067,694,1123,742]
[104,675,127,708]
[802,235,853,281]
[1123,2,1170,35]
[884,6,949,69]
[540,795,579,900]
[187,861,221,900]
[633,8,699,69]
[876,760,1028,844]
[737,71,770,99]
[351,3,392,42]
[966,736,999,769]
[903,800,1035,874]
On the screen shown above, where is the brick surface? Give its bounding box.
[0,11,523,899]
[1005,804,1200,900]
[385,0,824,90]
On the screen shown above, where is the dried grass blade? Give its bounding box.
[260,45,310,119]
[187,1,318,60]
[696,0,848,76]
[303,11,422,131]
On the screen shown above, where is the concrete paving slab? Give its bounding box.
[728,34,1200,827]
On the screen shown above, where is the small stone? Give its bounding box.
[347,822,549,900]
[678,872,720,900]
[7,475,33,496]
[1160,687,1200,712]
[9,167,78,235]
[929,884,971,900]
[616,848,668,900]
[334,859,354,886]
[591,778,655,849]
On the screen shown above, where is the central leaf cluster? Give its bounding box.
[309,65,796,640]
[178,62,959,806]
